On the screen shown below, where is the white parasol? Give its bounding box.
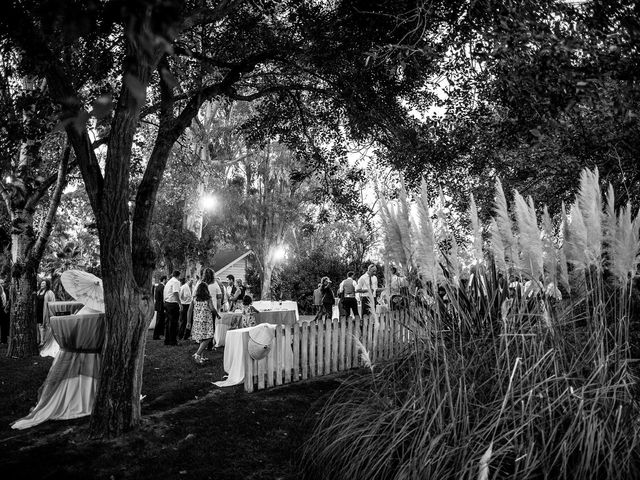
[60,270,105,312]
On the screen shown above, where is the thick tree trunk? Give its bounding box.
[89,226,154,436]
[6,212,39,358]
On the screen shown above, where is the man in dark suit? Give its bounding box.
[0,278,8,344]
[152,275,166,340]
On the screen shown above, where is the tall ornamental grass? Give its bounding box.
[302,168,640,480]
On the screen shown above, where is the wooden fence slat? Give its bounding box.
[284,325,292,384]
[266,331,275,388]
[346,316,353,370]
[293,322,300,381]
[379,313,386,361]
[329,319,336,373]
[324,317,331,374]
[243,332,254,392]
[301,321,309,380]
[317,319,324,376]
[338,317,346,371]
[274,326,282,386]
[309,320,316,378]
[367,315,374,362]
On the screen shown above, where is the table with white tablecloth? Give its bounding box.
[213,324,293,388]
[40,301,85,358]
[214,312,243,347]
[12,312,105,430]
[252,301,299,321]
[254,309,297,326]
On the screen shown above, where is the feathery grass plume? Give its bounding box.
[514,190,543,280]
[602,183,617,272]
[379,195,409,269]
[567,202,588,273]
[489,218,507,273]
[611,203,640,284]
[414,178,438,280]
[469,193,484,265]
[396,182,415,271]
[559,202,571,292]
[494,178,518,269]
[541,206,558,287]
[577,168,602,267]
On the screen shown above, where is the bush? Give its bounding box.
[301,169,640,479]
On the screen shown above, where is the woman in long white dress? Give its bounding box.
[188,282,218,364]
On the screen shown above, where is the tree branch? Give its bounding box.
[31,143,71,263]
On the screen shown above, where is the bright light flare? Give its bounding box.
[273,245,287,262]
[201,194,218,211]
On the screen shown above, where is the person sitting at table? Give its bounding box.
[240,295,257,328]
[188,282,218,364]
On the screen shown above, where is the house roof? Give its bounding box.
[211,248,253,274]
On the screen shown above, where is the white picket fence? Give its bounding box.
[242,310,414,392]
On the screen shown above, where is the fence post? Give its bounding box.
[274,325,282,386]
[309,320,317,378]
[301,321,309,380]
[284,325,293,384]
[346,316,353,370]
[317,318,324,376]
[324,317,332,374]
[293,322,300,381]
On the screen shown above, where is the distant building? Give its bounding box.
[211,249,253,285]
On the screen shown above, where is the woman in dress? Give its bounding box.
[240,294,257,328]
[188,282,218,364]
[35,279,56,345]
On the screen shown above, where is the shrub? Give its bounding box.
[302,169,640,480]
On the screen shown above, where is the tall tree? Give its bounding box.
[2,0,439,435]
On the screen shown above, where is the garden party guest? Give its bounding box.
[203,268,223,311]
[389,265,407,310]
[338,271,359,320]
[313,282,322,314]
[241,294,257,328]
[188,282,218,364]
[178,276,193,340]
[163,270,182,346]
[152,275,166,340]
[35,279,56,345]
[234,279,246,311]
[227,274,238,308]
[0,278,9,344]
[357,264,380,319]
[319,276,335,321]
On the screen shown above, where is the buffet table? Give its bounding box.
[213,324,293,388]
[252,300,299,320]
[214,312,243,347]
[12,312,105,429]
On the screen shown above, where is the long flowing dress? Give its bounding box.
[191,300,214,342]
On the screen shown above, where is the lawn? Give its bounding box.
[0,329,341,480]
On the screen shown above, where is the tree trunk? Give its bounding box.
[261,260,274,300]
[89,225,154,436]
[6,211,38,358]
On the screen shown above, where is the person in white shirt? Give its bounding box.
[337,271,359,320]
[356,264,381,318]
[178,276,193,340]
[163,270,182,345]
[203,268,223,311]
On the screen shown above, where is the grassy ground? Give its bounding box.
[0,327,340,480]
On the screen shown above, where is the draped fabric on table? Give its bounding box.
[12,313,105,430]
[40,301,84,358]
[252,301,299,321]
[213,324,294,388]
[215,312,243,347]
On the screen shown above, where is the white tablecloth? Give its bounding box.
[214,312,243,347]
[252,301,299,320]
[213,324,293,388]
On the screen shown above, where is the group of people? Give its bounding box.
[312,264,409,322]
[152,268,252,364]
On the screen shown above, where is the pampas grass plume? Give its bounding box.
[514,190,543,280]
[478,443,493,480]
[470,193,484,264]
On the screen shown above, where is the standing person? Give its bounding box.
[203,268,223,311]
[216,276,229,312]
[357,264,381,319]
[233,278,246,310]
[314,277,335,322]
[0,278,9,344]
[163,270,181,346]
[178,276,193,340]
[188,282,217,364]
[389,266,407,310]
[313,282,322,314]
[338,271,359,320]
[35,279,56,345]
[226,274,238,309]
[152,275,166,340]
